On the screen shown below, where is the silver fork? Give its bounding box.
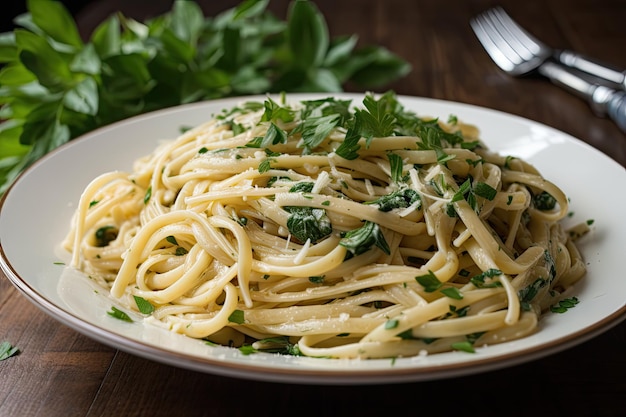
[472,7,626,89]
[471,7,626,132]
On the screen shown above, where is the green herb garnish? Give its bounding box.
[107,306,133,322]
[339,220,390,256]
[133,296,155,315]
[0,341,19,361]
[550,297,580,313]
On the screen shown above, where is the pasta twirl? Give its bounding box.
[63,92,589,359]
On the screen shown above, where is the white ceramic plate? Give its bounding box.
[1,94,625,385]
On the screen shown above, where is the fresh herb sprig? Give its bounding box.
[0,341,19,361]
[0,0,411,194]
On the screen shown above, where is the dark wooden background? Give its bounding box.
[1,1,625,416]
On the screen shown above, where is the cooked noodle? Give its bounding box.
[62,92,588,358]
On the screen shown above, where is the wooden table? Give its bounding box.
[1,1,625,416]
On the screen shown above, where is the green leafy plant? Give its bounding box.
[0,0,410,194]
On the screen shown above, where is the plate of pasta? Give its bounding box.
[1,92,625,384]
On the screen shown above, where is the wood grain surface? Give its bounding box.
[1,1,625,416]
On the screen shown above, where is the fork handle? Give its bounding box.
[593,85,626,132]
[539,62,626,133]
[556,50,626,91]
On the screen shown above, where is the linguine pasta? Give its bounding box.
[63,92,588,359]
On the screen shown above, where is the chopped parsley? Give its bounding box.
[133,296,155,315]
[550,297,580,313]
[340,221,390,256]
[0,341,19,361]
[367,188,421,212]
[285,206,333,243]
[107,306,133,322]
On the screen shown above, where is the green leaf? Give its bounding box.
[157,27,195,64]
[258,158,272,173]
[286,206,333,243]
[169,0,205,44]
[474,182,497,201]
[289,182,314,193]
[304,68,342,92]
[144,186,152,204]
[324,34,357,67]
[470,269,503,288]
[340,221,390,256]
[218,26,241,71]
[261,97,295,124]
[356,93,397,141]
[0,63,37,85]
[335,117,362,160]
[228,309,245,324]
[388,152,403,183]
[385,319,399,329]
[20,104,69,149]
[232,0,270,20]
[107,306,133,322]
[550,297,579,313]
[15,30,73,91]
[296,113,340,150]
[230,66,270,95]
[70,43,101,75]
[133,295,155,314]
[63,77,98,115]
[416,270,442,292]
[90,15,121,58]
[287,0,329,69]
[102,53,152,93]
[348,46,412,88]
[28,0,83,49]
[260,122,287,147]
[0,32,18,63]
[441,287,463,300]
[0,341,19,361]
[451,179,471,203]
[368,188,420,212]
[451,341,475,353]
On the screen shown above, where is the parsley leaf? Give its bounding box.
[335,116,362,160]
[260,122,288,148]
[107,306,133,322]
[228,309,245,324]
[550,297,580,313]
[285,206,333,243]
[470,269,503,288]
[367,188,421,212]
[0,341,19,361]
[387,152,404,183]
[356,93,397,143]
[415,270,442,292]
[340,221,390,255]
[133,296,155,315]
[295,114,340,151]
